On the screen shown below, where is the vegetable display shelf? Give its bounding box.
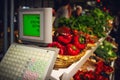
[50,37,106,80]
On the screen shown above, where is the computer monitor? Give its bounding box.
[18,8,53,45]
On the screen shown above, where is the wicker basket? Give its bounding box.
[54,49,86,69]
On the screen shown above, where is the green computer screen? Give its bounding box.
[23,14,40,37]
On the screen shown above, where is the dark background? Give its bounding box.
[0,0,120,32]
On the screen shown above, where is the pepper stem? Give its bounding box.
[79,36,85,44]
[72,45,77,50]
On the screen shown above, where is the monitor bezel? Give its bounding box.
[19,9,44,43]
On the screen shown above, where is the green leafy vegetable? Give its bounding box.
[57,8,113,38]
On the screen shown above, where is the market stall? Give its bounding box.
[49,8,117,80]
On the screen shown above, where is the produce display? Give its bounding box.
[73,36,117,80]
[49,8,113,55]
[48,26,88,56]
[57,8,113,38]
[48,8,114,68]
[94,38,117,63]
[73,56,114,80]
[49,26,90,68]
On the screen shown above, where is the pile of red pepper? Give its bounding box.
[48,26,89,56]
[73,61,113,80]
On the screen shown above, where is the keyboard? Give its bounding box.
[0,43,59,80]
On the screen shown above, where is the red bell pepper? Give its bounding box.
[72,29,79,35]
[56,26,71,34]
[83,71,94,80]
[48,42,65,55]
[95,61,104,74]
[73,35,86,50]
[103,64,113,73]
[73,70,82,80]
[57,33,72,44]
[85,33,96,44]
[66,44,79,55]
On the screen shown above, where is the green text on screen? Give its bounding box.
[23,14,40,37]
